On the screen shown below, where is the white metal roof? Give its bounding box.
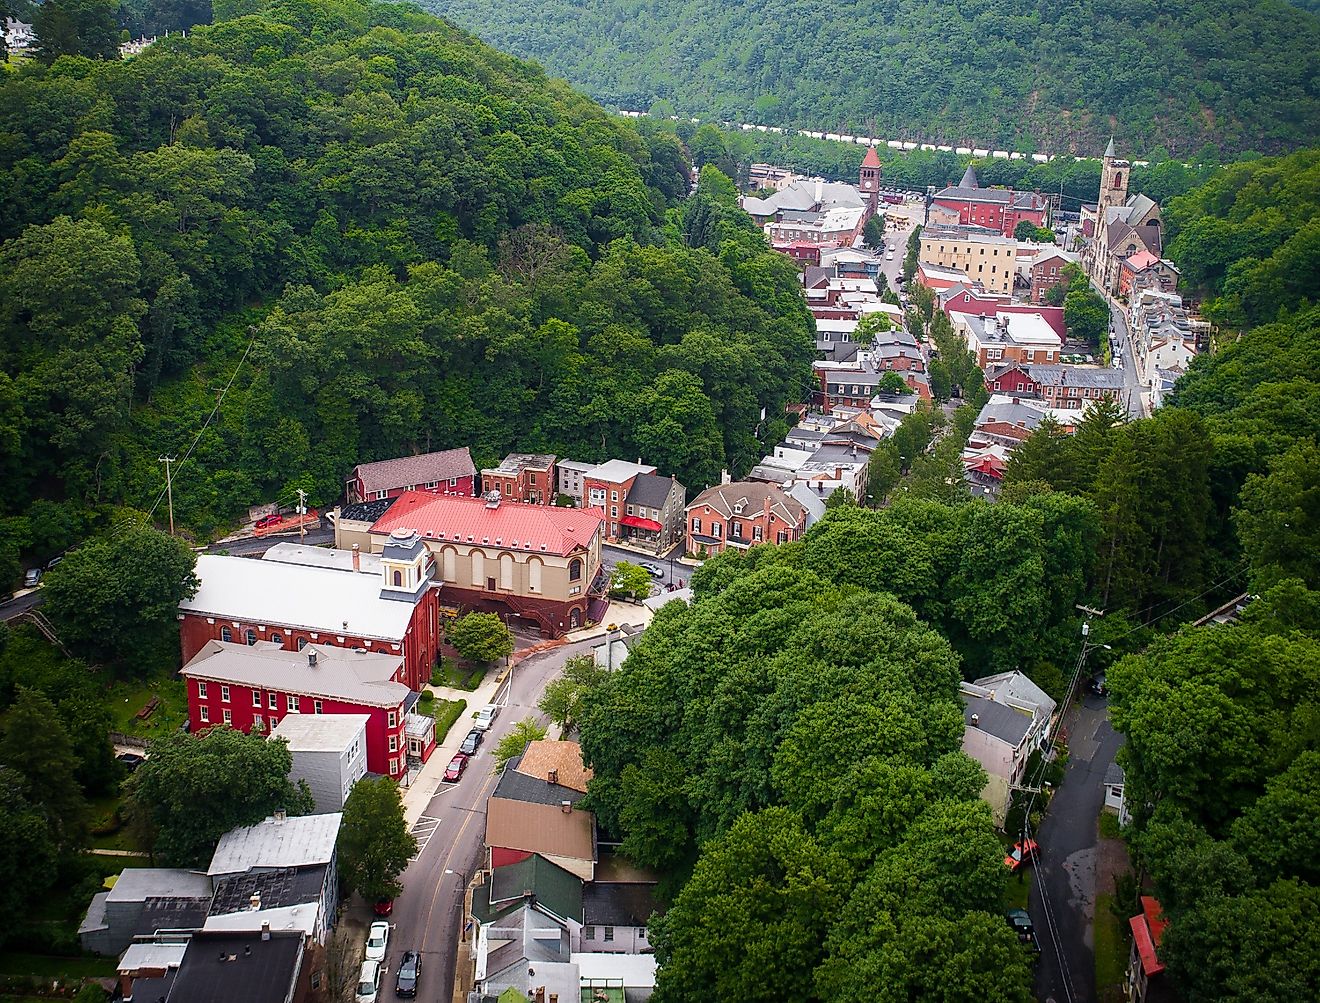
[585,459,656,483]
[118,942,188,972]
[262,543,381,575]
[202,902,318,937]
[208,813,343,876]
[572,952,658,988]
[270,713,369,752]
[106,868,212,903]
[182,555,418,640]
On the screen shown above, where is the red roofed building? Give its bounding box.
[1127,896,1169,1002]
[1117,250,1179,299]
[932,165,1048,237]
[346,447,476,505]
[367,491,606,637]
[942,286,1067,340]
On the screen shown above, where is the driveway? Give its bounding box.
[376,637,597,1002]
[1032,690,1124,1003]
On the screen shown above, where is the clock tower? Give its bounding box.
[859,145,882,217]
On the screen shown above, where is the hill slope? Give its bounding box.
[422,0,1320,157]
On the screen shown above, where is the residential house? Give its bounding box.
[164,930,311,1003]
[1020,364,1128,410]
[951,311,1062,367]
[345,447,476,504]
[941,285,1067,340]
[481,453,557,505]
[747,163,800,191]
[765,206,868,247]
[919,223,1020,296]
[1127,897,1170,1003]
[1128,290,1202,389]
[269,714,368,812]
[931,165,1048,237]
[114,942,189,1002]
[471,897,578,1003]
[960,673,1057,826]
[365,490,606,636]
[1105,762,1132,827]
[592,623,643,671]
[771,239,823,266]
[616,472,687,553]
[1028,250,1075,304]
[486,742,596,880]
[686,481,807,556]
[969,395,1053,448]
[582,459,653,523]
[917,260,975,292]
[1117,250,1179,299]
[556,459,596,506]
[179,543,441,693]
[80,868,214,956]
[181,641,431,780]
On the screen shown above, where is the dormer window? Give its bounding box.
[733,502,745,515]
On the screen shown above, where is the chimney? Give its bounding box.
[352,544,360,571]
[835,466,843,480]
[261,922,271,941]
[720,468,731,485]
[547,768,558,785]
[308,650,317,668]
[971,713,980,727]
[249,893,261,911]
[560,800,572,814]
[273,809,286,824]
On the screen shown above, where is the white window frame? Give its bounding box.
[314,699,323,714]
[252,690,262,707]
[222,708,232,725]
[198,680,208,699]
[200,706,209,723]
[221,685,230,703]
[287,694,300,712]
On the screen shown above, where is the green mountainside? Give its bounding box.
[0,0,815,561]
[422,0,1320,157]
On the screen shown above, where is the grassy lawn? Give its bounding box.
[1099,809,1122,840]
[0,953,116,979]
[431,698,468,743]
[1005,867,1034,911]
[105,669,187,738]
[1094,892,1129,1003]
[430,657,489,690]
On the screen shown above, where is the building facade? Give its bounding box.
[481,453,557,505]
[685,481,807,556]
[951,311,1062,367]
[345,447,476,504]
[919,224,1019,296]
[270,714,369,813]
[931,165,1048,237]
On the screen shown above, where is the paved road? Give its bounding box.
[601,543,689,591]
[1032,690,1123,1003]
[381,638,593,1002]
[1104,298,1145,419]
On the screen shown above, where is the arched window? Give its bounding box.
[297,638,308,651]
[1114,172,1123,188]
[270,633,284,646]
[220,626,232,642]
[569,559,582,582]
[245,630,257,646]
[393,570,402,587]
[570,607,582,628]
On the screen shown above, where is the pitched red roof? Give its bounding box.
[370,491,602,557]
[351,448,475,495]
[1123,249,1161,271]
[861,146,882,168]
[1129,896,1168,977]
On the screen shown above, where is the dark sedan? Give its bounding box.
[459,729,483,756]
[395,950,421,997]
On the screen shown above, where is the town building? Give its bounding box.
[1027,250,1077,304]
[931,165,1049,237]
[916,260,976,292]
[1128,289,1203,390]
[486,743,596,881]
[941,285,1067,340]
[366,490,606,635]
[1127,897,1169,1003]
[1080,140,1165,295]
[950,310,1062,367]
[686,481,807,556]
[555,459,596,506]
[179,544,441,692]
[345,447,476,504]
[765,206,868,247]
[481,453,557,505]
[182,641,432,780]
[747,163,801,192]
[1105,762,1132,827]
[1117,249,1179,299]
[80,868,215,956]
[162,929,311,1003]
[270,714,369,813]
[960,673,1056,826]
[918,224,1020,296]
[985,362,1128,410]
[579,460,686,552]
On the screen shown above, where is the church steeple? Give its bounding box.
[1104,135,1116,159]
[859,145,881,216]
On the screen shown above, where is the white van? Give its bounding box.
[472,704,500,732]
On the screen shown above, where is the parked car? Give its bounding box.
[355,959,381,1003]
[115,752,146,773]
[1088,673,1108,697]
[364,921,389,962]
[1005,909,1041,952]
[372,897,394,917]
[459,729,483,756]
[22,568,42,589]
[395,950,421,998]
[472,704,500,732]
[443,752,469,782]
[255,513,283,530]
[639,562,665,578]
[45,553,64,571]
[1004,838,1039,872]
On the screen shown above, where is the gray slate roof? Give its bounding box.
[494,753,587,808]
[963,693,1033,746]
[209,865,327,917]
[627,472,680,509]
[583,883,662,927]
[1025,364,1126,390]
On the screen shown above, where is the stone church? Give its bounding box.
[1080,139,1165,296]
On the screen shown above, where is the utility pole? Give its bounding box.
[296,488,308,542]
[158,456,176,536]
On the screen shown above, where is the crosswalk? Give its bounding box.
[409,815,441,862]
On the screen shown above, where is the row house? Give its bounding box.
[179,542,441,692]
[578,459,686,553]
[345,447,476,504]
[481,453,557,505]
[366,490,606,636]
[985,362,1127,409]
[1027,250,1075,304]
[919,223,1020,296]
[181,640,433,780]
[1117,250,1179,299]
[931,165,1049,237]
[951,310,1062,368]
[941,285,1067,340]
[686,481,807,556]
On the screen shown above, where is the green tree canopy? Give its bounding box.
[448,612,514,666]
[337,776,416,903]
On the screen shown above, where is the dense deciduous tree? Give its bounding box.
[337,776,416,903]
[448,612,514,666]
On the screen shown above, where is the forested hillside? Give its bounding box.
[0,0,815,575]
[423,0,1320,156]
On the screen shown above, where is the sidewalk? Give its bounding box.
[565,600,653,642]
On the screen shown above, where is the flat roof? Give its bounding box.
[262,542,381,575]
[118,941,188,972]
[208,813,342,876]
[270,713,369,751]
[586,459,657,483]
[106,867,212,904]
[182,555,419,641]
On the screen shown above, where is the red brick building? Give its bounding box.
[346,447,476,504]
[685,481,807,555]
[1028,251,1073,305]
[179,539,441,692]
[180,640,434,779]
[932,165,1048,237]
[480,453,557,505]
[942,286,1067,340]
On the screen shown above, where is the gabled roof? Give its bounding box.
[182,641,408,708]
[1122,249,1161,271]
[370,490,602,557]
[1129,897,1167,977]
[626,472,680,509]
[861,145,882,168]
[209,865,327,916]
[351,447,475,494]
[208,813,342,877]
[583,883,661,927]
[488,854,583,925]
[514,740,593,793]
[485,798,594,863]
[686,481,807,527]
[963,693,1033,747]
[168,930,304,1003]
[972,670,1057,720]
[494,753,588,808]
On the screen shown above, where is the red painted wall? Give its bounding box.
[352,475,476,504]
[490,847,533,869]
[932,196,1047,237]
[184,674,408,777]
[985,367,1039,395]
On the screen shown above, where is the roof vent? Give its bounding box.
[308,651,318,667]
[273,809,286,823]
[548,768,558,785]
[560,800,572,814]
[249,893,261,911]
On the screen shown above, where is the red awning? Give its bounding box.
[619,515,663,532]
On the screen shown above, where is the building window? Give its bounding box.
[198,681,208,699]
[253,714,263,731]
[288,695,299,712]
[374,490,387,500]
[200,706,209,723]
[220,626,232,642]
[610,506,617,518]
[388,710,397,728]
[626,505,634,516]
[448,477,457,487]
[245,629,257,646]
[604,927,614,943]
[569,558,582,582]
[393,570,402,587]
[711,522,722,538]
[777,531,789,543]
[221,685,230,703]
[610,490,618,502]
[270,633,284,645]
[389,736,398,753]
[753,525,763,541]
[389,757,399,774]
[223,708,232,725]
[314,699,323,714]
[297,637,308,650]
[253,690,262,707]
[584,926,596,941]
[691,517,701,533]
[269,693,278,709]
